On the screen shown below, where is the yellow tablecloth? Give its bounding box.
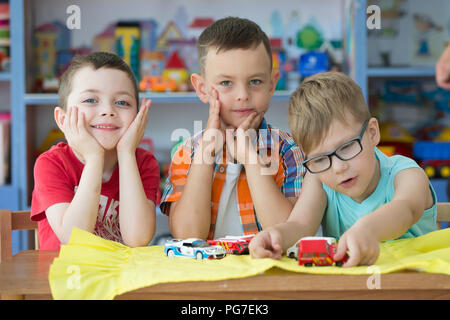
[48,228,450,299]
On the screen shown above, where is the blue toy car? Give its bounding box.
[164,238,226,260]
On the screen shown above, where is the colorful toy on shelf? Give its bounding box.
[92,23,116,53]
[34,21,71,92]
[37,128,66,155]
[378,122,414,158]
[207,235,255,255]
[292,237,348,267]
[298,51,329,78]
[413,141,450,178]
[270,38,287,90]
[164,238,226,260]
[163,51,189,91]
[187,18,214,40]
[140,51,166,78]
[156,21,184,51]
[139,75,177,92]
[116,22,140,80]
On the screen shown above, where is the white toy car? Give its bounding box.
[164,238,226,260]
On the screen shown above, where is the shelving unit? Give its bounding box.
[4,0,448,253]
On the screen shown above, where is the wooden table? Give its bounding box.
[0,250,449,300]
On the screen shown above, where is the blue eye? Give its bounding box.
[83,98,97,103]
[220,80,232,87]
[250,79,262,85]
[116,100,131,107]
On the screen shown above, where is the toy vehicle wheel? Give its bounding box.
[288,252,296,259]
[304,262,313,267]
[335,261,344,267]
[167,249,175,258]
[195,251,203,260]
[439,165,450,178]
[424,165,435,178]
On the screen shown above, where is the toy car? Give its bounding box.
[288,236,348,267]
[139,75,177,92]
[207,234,255,255]
[164,238,226,260]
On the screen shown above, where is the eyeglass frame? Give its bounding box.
[302,119,370,174]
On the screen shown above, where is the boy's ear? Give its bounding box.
[191,73,209,104]
[368,117,380,146]
[54,106,66,132]
[269,69,280,96]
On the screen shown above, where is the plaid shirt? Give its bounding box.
[160,118,305,239]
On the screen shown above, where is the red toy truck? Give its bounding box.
[297,237,348,267]
[207,235,255,255]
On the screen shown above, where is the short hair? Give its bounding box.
[58,52,139,110]
[197,17,272,74]
[288,72,371,155]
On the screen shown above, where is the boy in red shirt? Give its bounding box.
[31,52,160,250]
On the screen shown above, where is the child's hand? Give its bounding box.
[60,106,104,162]
[201,88,225,159]
[334,223,380,268]
[116,98,151,155]
[249,228,283,259]
[225,111,263,165]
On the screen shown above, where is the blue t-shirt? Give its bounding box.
[322,147,437,239]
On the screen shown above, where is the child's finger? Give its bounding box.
[239,111,258,131]
[334,235,348,262]
[343,241,360,268]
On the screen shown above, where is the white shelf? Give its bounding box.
[367,67,435,78]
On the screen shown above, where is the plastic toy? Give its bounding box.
[294,236,348,267]
[139,75,177,92]
[116,22,140,80]
[164,238,226,260]
[413,141,450,178]
[298,51,329,78]
[207,235,255,255]
[156,21,184,51]
[163,51,189,91]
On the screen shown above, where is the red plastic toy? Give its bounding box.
[207,235,255,255]
[297,237,348,267]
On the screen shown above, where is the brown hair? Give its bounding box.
[288,72,370,155]
[58,51,139,110]
[197,17,272,74]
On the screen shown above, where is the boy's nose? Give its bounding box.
[235,86,249,102]
[100,104,116,117]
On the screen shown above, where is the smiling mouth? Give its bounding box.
[91,125,119,130]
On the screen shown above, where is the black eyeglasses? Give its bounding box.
[302,119,369,174]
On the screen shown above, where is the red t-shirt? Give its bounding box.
[31,142,160,250]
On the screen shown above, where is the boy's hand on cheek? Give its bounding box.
[202,88,225,159]
[117,98,151,155]
[335,223,380,268]
[62,106,104,162]
[225,112,262,165]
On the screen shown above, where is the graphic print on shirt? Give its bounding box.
[74,186,122,243]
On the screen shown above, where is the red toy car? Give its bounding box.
[207,235,255,255]
[297,237,348,267]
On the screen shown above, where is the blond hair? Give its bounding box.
[288,72,370,155]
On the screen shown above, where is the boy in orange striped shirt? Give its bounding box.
[160,17,304,240]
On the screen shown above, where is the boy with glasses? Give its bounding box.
[249,72,437,267]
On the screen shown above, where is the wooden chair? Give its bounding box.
[0,209,38,263]
[0,204,449,263]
